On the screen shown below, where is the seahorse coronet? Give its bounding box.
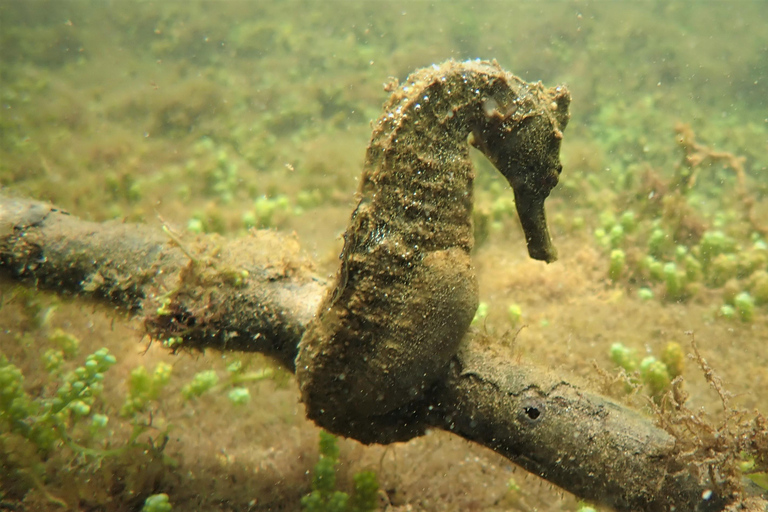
[296,59,570,444]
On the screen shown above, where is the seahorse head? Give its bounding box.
[471,83,570,263]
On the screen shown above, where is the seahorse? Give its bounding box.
[296,59,570,443]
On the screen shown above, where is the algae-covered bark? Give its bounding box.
[436,348,728,512]
[0,197,322,366]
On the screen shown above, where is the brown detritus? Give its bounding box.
[633,121,763,250]
[675,122,767,236]
[637,165,709,246]
[662,192,710,246]
[650,334,768,509]
[139,228,325,366]
[296,60,569,443]
[675,123,747,193]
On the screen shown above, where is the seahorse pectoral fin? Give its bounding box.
[512,186,557,263]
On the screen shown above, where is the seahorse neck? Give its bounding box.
[358,60,528,252]
[365,61,523,175]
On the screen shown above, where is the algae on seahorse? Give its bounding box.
[296,59,570,443]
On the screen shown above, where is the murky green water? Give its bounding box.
[1,2,766,510]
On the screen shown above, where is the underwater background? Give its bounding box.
[1,1,767,511]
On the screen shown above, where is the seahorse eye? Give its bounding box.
[535,167,559,191]
[542,173,558,191]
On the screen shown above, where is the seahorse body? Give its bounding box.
[296,60,570,443]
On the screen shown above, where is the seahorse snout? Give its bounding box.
[513,187,558,263]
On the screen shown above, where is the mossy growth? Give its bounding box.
[244,194,293,229]
[719,304,737,320]
[142,493,173,512]
[609,342,638,373]
[660,341,685,379]
[0,347,117,456]
[471,301,489,327]
[698,230,737,269]
[608,249,626,282]
[181,359,284,412]
[122,362,173,416]
[180,361,273,406]
[609,341,685,400]
[750,270,768,305]
[507,304,523,328]
[663,262,685,301]
[707,254,740,288]
[639,357,671,398]
[301,430,379,512]
[0,342,175,506]
[637,287,654,301]
[733,292,755,323]
[648,228,670,259]
[592,171,768,320]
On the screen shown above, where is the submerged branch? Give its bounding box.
[0,196,323,368]
[1,196,765,512]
